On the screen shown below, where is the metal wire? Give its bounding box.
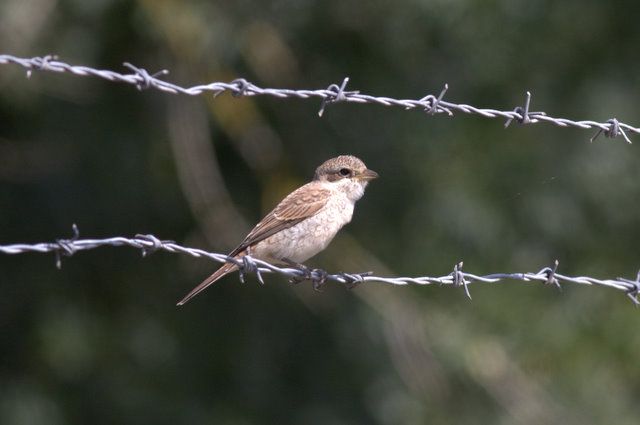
[1,54,638,305]
[1,226,638,305]
[0,54,636,143]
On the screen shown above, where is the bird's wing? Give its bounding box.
[230,183,331,255]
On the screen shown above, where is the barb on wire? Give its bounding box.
[427,84,452,116]
[240,255,265,285]
[590,118,632,144]
[504,91,543,127]
[543,259,562,291]
[53,223,80,269]
[451,261,472,300]
[122,62,169,91]
[1,228,639,306]
[318,77,355,117]
[619,270,640,306]
[1,54,638,142]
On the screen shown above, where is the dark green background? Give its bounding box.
[2,1,640,424]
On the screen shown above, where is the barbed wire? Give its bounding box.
[1,226,638,306]
[0,53,636,143]
[1,55,638,305]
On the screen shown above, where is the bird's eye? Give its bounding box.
[339,168,351,177]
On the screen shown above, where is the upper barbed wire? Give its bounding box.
[0,54,636,143]
[1,227,639,306]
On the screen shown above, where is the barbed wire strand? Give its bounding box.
[1,226,638,306]
[0,54,636,143]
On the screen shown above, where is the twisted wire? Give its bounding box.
[1,227,638,305]
[0,54,636,143]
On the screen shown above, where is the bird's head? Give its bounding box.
[314,155,378,201]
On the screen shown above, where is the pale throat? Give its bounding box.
[334,179,367,202]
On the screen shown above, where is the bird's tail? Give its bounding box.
[177,261,239,305]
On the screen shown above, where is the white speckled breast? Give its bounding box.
[252,188,355,263]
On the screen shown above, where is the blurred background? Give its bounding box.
[2,0,640,424]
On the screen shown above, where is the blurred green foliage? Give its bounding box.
[2,0,640,424]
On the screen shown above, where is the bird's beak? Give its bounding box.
[358,168,379,181]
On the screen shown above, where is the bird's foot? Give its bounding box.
[310,269,328,292]
[282,257,306,283]
[283,258,328,291]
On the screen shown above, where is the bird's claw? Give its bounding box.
[344,280,360,290]
[284,258,307,285]
[286,261,328,291]
[311,269,328,292]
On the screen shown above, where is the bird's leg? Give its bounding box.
[282,258,328,291]
[282,258,309,284]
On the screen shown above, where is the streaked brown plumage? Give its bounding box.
[177,155,378,305]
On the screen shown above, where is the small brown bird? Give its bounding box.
[177,155,378,305]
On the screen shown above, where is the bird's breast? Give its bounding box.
[253,194,355,263]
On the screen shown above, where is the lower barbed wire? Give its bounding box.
[1,228,638,305]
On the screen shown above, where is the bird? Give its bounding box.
[177,155,378,305]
